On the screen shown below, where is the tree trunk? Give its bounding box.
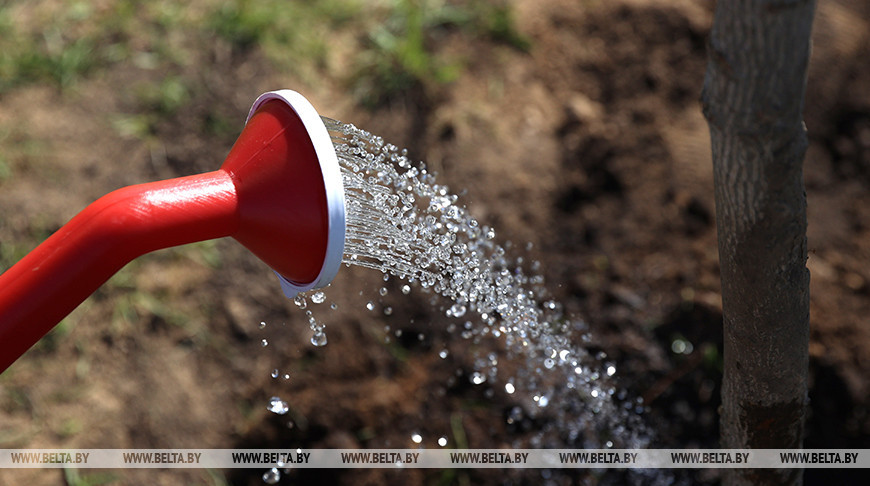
[701,1,815,485]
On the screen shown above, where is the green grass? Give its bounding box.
[2,0,528,119]
[351,0,530,107]
[0,2,107,93]
[206,0,363,83]
[0,156,11,182]
[0,124,49,187]
[469,1,531,51]
[208,0,278,51]
[352,0,465,106]
[0,1,197,95]
[112,76,192,140]
[205,0,529,107]
[63,468,118,486]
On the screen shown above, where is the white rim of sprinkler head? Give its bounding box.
[246,90,346,298]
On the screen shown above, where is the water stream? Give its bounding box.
[264,119,654,482]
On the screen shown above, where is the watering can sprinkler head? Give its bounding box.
[0,90,345,373]
[228,90,346,296]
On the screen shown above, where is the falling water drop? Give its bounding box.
[311,331,328,347]
[267,397,289,415]
[447,303,466,318]
[262,467,281,484]
[470,371,486,385]
[293,295,307,309]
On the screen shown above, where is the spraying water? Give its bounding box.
[263,119,655,483]
[292,119,651,449]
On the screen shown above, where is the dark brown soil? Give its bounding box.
[1,1,869,485]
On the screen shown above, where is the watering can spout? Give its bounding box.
[0,90,345,373]
[225,91,345,296]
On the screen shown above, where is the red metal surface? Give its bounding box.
[0,100,328,373]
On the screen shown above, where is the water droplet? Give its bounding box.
[311,291,326,304]
[259,321,267,329]
[311,331,328,347]
[470,371,486,385]
[293,295,307,309]
[401,285,411,295]
[438,436,448,447]
[383,306,393,316]
[366,301,375,311]
[267,397,289,415]
[508,406,523,424]
[379,287,388,296]
[271,369,279,379]
[606,365,616,376]
[504,382,515,394]
[447,303,466,318]
[438,349,449,359]
[261,339,268,347]
[411,432,422,444]
[283,373,290,380]
[263,467,281,484]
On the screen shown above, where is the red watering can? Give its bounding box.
[0,90,346,373]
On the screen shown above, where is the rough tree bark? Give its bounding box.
[701,1,815,485]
